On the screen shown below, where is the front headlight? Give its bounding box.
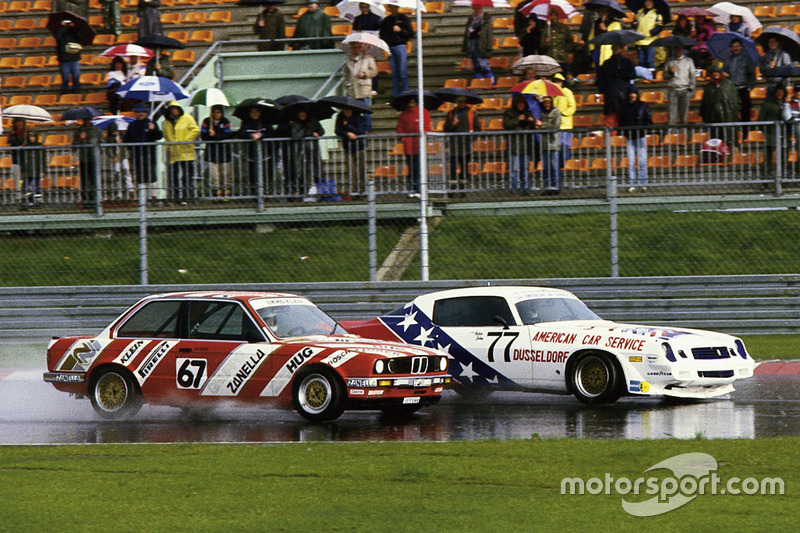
[438,356,448,372]
[374,359,385,374]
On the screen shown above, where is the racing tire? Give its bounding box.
[292,367,345,422]
[568,352,622,404]
[90,369,142,419]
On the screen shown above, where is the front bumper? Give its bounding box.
[344,375,451,409]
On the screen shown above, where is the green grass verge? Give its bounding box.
[0,439,795,531]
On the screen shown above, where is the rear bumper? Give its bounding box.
[43,371,86,384]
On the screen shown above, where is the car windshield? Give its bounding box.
[515,297,601,325]
[250,298,340,338]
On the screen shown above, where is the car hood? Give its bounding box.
[279,334,447,358]
[533,320,739,343]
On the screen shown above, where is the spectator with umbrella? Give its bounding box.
[541,7,575,76]
[443,91,482,194]
[53,17,87,94]
[519,13,544,56]
[343,39,378,132]
[19,129,46,208]
[350,1,384,94]
[618,86,652,192]
[595,38,638,129]
[162,101,200,204]
[380,2,414,99]
[721,37,757,124]
[502,93,537,195]
[67,108,104,206]
[395,94,431,199]
[332,98,371,196]
[463,3,495,83]
[137,0,162,40]
[631,0,666,70]
[235,99,278,196]
[7,117,28,191]
[252,0,286,52]
[585,0,624,68]
[672,14,693,39]
[700,65,740,147]
[200,105,233,198]
[758,28,798,91]
[123,103,163,202]
[284,101,327,197]
[146,51,175,79]
[692,13,716,70]
[552,72,575,170]
[106,56,129,114]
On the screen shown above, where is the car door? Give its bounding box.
[432,295,533,387]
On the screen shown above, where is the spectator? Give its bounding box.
[102,123,134,200]
[596,43,636,130]
[463,4,494,82]
[690,15,715,70]
[700,66,740,146]
[253,2,286,52]
[588,7,622,68]
[502,93,537,194]
[760,37,793,91]
[444,96,481,194]
[379,2,413,99]
[522,66,537,81]
[294,0,333,50]
[618,86,652,192]
[145,52,175,79]
[162,101,200,204]
[123,103,163,201]
[757,84,791,175]
[101,0,121,38]
[672,14,693,39]
[542,9,574,76]
[664,45,695,126]
[137,0,162,40]
[343,41,377,132]
[54,0,88,18]
[727,14,749,38]
[238,106,274,196]
[520,14,543,57]
[722,38,756,123]
[396,96,431,198]
[514,0,534,40]
[788,84,800,173]
[129,55,147,79]
[72,117,103,206]
[538,96,561,194]
[54,19,83,95]
[106,56,128,114]
[552,73,576,170]
[288,107,325,197]
[634,0,663,70]
[7,118,27,192]
[201,105,233,198]
[335,107,369,196]
[20,131,45,208]
[352,1,382,94]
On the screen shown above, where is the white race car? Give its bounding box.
[346,286,755,403]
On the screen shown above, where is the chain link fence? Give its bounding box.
[2,121,800,286]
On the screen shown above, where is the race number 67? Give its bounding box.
[176,358,208,389]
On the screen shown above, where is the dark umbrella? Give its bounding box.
[275,94,309,106]
[650,35,697,48]
[318,95,373,114]
[761,65,800,78]
[756,26,800,62]
[675,7,714,17]
[134,34,186,51]
[434,87,483,105]
[707,33,761,65]
[238,0,285,4]
[280,98,336,121]
[46,11,95,46]
[584,0,626,18]
[60,107,104,121]
[589,30,646,46]
[233,97,283,122]
[391,90,443,112]
[624,0,669,22]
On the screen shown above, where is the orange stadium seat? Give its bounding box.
[486,118,504,131]
[183,12,207,24]
[492,17,514,29]
[33,94,58,106]
[0,57,22,69]
[564,158,589,172]
[469,78,494,90]
[166,31,189,43]
[674,154,700,169]
[753,6,777,18]
[644,134,660,147]
[44,134,69,146]
[411,21,428,33]
[662,133,687,146]
[572,115,594,128]
[118,33,138,43]
[494,76,520,88]
[331,24,352,36]
[444,78,468,89]
[31,0,52,10]
[322,6,338,17]
[687,110,702,123]
[478,97,505,109]
[188,30,213,42]
[94,34,116,47]
[161,12,181,24]
[742,130,766,144]
[499,36,520,48]
[388,143,404,156]
[207,11,231,23]
[640,91,665,104]
[171,49,195,63]
[13,17,37,29]
[651,112,668,124]
[647,156,671,169]
[83,92,107,105]
[27,74,52,87]
[8,1,32,11]
[778,4,799,16]
[0,20,10,30]
[18,37,44,48]
[3,76,26,88]
[8,95,33,106]
[21,55,47,68]
[424,2,445,13]
[58,94,83,106]
[489,56,511,70]
[456,58,473,70]
[482,161,508,175]
[579,135,604,150]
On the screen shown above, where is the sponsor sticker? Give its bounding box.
[202,345,276,396]
[402,396,421,404]
[134,341,175,384]
[260,345,325,397]
[322,350,359,368]
[350,389,365,395]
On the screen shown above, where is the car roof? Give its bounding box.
[417,286,577,301]
[140,291,304,303]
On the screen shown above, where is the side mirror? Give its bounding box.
[493,315,509,330]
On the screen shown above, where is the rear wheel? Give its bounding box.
[568,353,622,404]
[292,367,345,422]
[90,369,142,419]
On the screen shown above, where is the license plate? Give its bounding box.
[413,378,432,387]
[402,397,421,404]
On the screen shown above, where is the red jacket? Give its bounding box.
[396,106,431,155]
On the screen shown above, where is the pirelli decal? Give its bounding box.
[200,345,278,397]
[260,346,325,397]
[134,341,176,385]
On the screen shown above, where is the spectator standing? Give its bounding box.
[463,4,494,82]
[253,2,286,51]
[379,3,413,99]
[288,108,325,196]
[690,15,715,70]
[106,56,128,114]
[552,72,576,169]
[727,14,749,38]
[101,0,121,37]
[760,37,793,91]
[514,0,534,39]
[541,9,574,76]
[102,122,134,199]
[72,117,103,206]
[352,1,383,94]
[672,14,693,38]
[664,45,695,126]
[538,96,561,194]
[238,107,274,196]
[757,84,791,175]
[335,107,369,195]
[596,44,636,129]
[123,103,163,201]
[54,19,83,95]
[200,106,233,198]
[162,101,200,204]
[634,0,663,70]
[520,15,544,57]
[788,84,800,173]
[343,41,377,132]
[20,131,45,208]
[145,52,175,79]
[502,93,536,194]
[137,0,162,40]
[700,66,740,146]
[396,97,431,198]
[129,55,147,79]
[618,86,652,192]
[8,118,27,189]
[294,1,334,50]
[722,38,756,123]
[588,7,621,68]
[444,96,481,193]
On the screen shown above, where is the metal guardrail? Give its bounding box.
[1,274,798,343]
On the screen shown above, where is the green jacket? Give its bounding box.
[700,79,741,124]
[541,20,574,64]
[294,9,333,49]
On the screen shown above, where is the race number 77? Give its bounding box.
[487,332,519,362]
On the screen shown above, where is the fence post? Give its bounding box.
[138,183,148,285]
[256,141,264,212]
[368,178,377,282]
[605,128,619,278]
[93,143,103,217]
[775,121,783,196]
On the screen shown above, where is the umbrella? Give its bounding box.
[340,32,391,60]
[190,87,236,107]
[46,11,95,46]
[589,30,646,46]
[709,3,762,35]
[318,95,374,114]
[434,87,483,104]
[756,26,800,62]
[335,0,385,22]
[707,33,761,65]
[390,89,443,111]
[453,0,512,7]
[761,65,800,78]
[2,105,53,123]
[376,0,426,12]
[518,79,564,97]
[115,76,190,102]
[280,98,336,121]
[275,95,309,106]
[624,0,669,22]
[237,0,285,4]
[233,97,282,122]
[674,7,713,17]
[101,44,153,59]
[519,0,579,20]
[650,35,697,48]
[60,107,104,121]
[134,34,186,51]
[91,114,135,131]
[511,54,562,76]
[584,0,626,18]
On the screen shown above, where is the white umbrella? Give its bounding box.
[453,0,512,7]
[3,104,53,123]
[91,114,135,131]
[376,0,426,12]
[340,32,391,59]
[511,54,562,76]
[336,0,386,22]
[709,2,763,34]
[115,76,190,102]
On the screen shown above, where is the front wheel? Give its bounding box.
[90,369,142,419]
[568,353,622,404]
[292,367,345,422]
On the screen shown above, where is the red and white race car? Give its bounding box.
[44,292,450,421]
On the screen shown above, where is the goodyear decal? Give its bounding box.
[134,341,175,384]
[200,344,278,397]
[321,349,359,368]
[57,338,107,372]
[112,339,148,367]
[260,345,325,397]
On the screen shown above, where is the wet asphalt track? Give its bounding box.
[1,368,798,444]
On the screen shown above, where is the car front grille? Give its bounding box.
[698,370,735,378]
[692,347,731,360]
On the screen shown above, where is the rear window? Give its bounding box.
[117,300,181,338]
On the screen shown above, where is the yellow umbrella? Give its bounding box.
[520,79,564,98]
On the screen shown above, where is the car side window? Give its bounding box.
[188,301,262,341]
[117,301,181,338]
[432,296,515,327]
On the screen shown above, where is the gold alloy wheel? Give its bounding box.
[299,374,332,414]
[576,356,609,397]
[95,372,129,412]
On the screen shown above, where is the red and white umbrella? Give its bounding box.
[376,0,426,11]
[519,0,579,20]
[101,44,154,59]
[453,0,512,8]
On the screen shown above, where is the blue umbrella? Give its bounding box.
[91,114,135,131]
[114,75,190,102]
[707,33,761,65]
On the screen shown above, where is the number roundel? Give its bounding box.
[176,359,208,389]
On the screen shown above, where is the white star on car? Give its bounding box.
[414,326,434,345]
[458,360,479,382]
[398,311,418,332]
[436,342,451,354]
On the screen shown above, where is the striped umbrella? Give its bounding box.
[519,0,579,20]
[91,114,136,131]
[453,0,511,7]
[115,76,190,102]
[100,44,154,59]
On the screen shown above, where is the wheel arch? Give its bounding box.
[88,363,143,396]
[290,362,346,393]
[565,349,628,396]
